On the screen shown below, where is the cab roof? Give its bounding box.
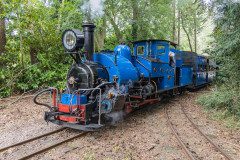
[132,39,178,47]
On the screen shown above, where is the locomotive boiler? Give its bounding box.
[33,22,216,131]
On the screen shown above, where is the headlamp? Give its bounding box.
[62,29,84,52]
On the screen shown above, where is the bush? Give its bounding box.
[197,2,240,123]
[197,86,240,120]
[0,51,71,98]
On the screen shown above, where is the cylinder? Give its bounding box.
[82,22,96,61]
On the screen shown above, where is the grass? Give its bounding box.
[209,109,240,129]
[197,88,240,129]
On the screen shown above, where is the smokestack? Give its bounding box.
[82,22,96,60]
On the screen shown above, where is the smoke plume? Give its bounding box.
[81,0,105,21]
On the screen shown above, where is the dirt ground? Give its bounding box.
[0,89,239,160]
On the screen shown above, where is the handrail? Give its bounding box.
[70,88,102,125]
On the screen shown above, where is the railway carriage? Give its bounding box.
[34,22,216,131]
[179,51,194,87]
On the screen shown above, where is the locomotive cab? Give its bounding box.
[132,40,177,90]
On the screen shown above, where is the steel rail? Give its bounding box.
[164,107,195,160]
[0,127,67,152]
[180,104,233,160]
[18,132,88,160]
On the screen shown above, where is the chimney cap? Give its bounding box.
[82,22,96,28]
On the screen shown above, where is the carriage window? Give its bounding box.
[137,46,145,55]
[175,52,181,60]
[157,45,165,55]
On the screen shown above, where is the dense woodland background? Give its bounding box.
[0,0,239,122]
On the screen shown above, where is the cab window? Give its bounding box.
[137,46,145,55]
[157,45,165,55]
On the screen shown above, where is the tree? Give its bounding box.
[0,0,83,97]
[178,0,208,52]
[198,1,240,120]
[95,16,107,51]
[0,2,6,54]
[104,0,173,43]
[172,0,176,42]
[181,11,193,51]
[105,0,124,42]
[177,9,181,45]
[131,0,139,41]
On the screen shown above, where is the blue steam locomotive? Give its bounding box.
[34,23,216,131]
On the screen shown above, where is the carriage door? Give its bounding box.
[206,59,209,82]
[174,50,181,86]
[175,67,180,86]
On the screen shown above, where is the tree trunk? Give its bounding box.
[106,11,123,42]
[172,0,176,42]
[57,0,65,30]
[0,3,6,54]
[131,0,138,41]
[30,46,38,64]
[95,17,106,51]
[193,0,199,53]
[177,10,181,46]
[16,8,24,67]
[181,14,193,52]
[19,33,24,67]
[194,10,197,53]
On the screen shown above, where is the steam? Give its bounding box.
[108,111,126,125]
[81,0,105,21]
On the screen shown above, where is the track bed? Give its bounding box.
[0,89,239,160]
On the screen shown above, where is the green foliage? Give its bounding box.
[0,51,71,97]
[0,0,81,97]
[104,0,174,42]
[197,87,240,116]
[0,0,211,98]
[198,1,240,121]
[197,87,240,126]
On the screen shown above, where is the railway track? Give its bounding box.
[165,104,233,160]
[0,127,88,160]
